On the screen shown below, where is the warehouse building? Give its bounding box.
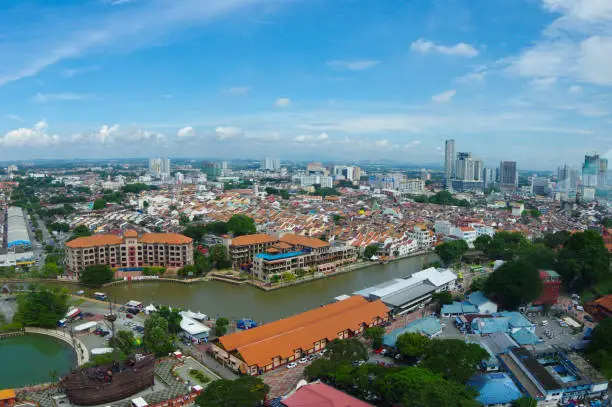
[354,267,457,315]
[7,207,30,248]
[212,296,389,375]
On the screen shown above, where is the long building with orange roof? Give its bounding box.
[65,230,193,275]
[212,295,389,375]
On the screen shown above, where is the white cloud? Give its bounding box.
[177,126,194,138]
[410,38,479,57]
[96,124,119,144]
[7,114,24,123]
[223,86,251,95]
[568,85,583,93]
[530,76,558,87]
[326,60,381,71]
[30,93,89,103]
[63,65,99,77]
[294,133,329,142]
[0,120,60,147]
[374,139,391,148]
[507,1,612,86]
[403,140,421,150]
[0,0,286,87]
[215,126,244,140]
[275,98,291,107]
[456,70,487,83]
[432,89,457,103]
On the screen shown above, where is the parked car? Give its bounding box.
[298,357,308,364]
[374,348,384,354]
[126,314,134,319]
[308,355,317,362]
[352,360,365,367]
[584,315,594,323]
[287,362,298,369]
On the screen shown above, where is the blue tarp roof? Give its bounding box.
[441,301,479,315]
[468,291,493,306]
[471,312,534,334]
[255,251,305,261]
[468,373,523,406]
[383,317,442,347]
[511,328,541,345]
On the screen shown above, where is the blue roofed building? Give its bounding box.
[510,328,541,345]
[467,291,498,314]
[383,316,442,347]
[467,373,524,407]
[471,312,535,336]
[441,301,479,317]
[469,333,519,372]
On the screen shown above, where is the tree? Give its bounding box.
[541,231,570,250]
[557,230,610,291]
[210,244,231,269]
[432,291,453,310]
[473,235,491,252]
[178,264,197,278]
[195,376,269,407]
[363,327,385,349]
[194,252,212,275]
[517,244,557,270]
[421,339,489,382]
[42,262,62,277]
[143,314,174,356]
[512,396,538,407]
[79,264,114,286]
[603,217,612,228]
[484,260,543,310]
[215,317,229,337]
[485,231,530,260]
[363,244,379,260]
[179,214,190,226]
[73,224,92,238]
[115,330,137,355]
[586,318,612,379]
[205,221,229,235]
[378,366,479,407]
[470,276,488,293]
[93,198,107,210]
[529,209,541,218]
[14,288,69,328]
[227,214,256,236]
[395,333,430,360]
[183,226,205,241]
[326,339,368,363]
[435,240,469,266]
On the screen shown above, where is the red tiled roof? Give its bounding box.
[282,382,373,407]
[139,233,192,245]
[230,234,277,246]
[66,234,123,248]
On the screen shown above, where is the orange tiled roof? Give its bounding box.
[123,229,138,237]
[594,294,612,312]
[139,233,193,244]
[231,234,277,246]
[219,296,389,368]
[280,234,329,248]
[0,389,16,400]
[66,234,123,248]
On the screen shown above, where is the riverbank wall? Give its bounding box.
[24,328,89,366]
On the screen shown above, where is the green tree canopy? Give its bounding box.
[540,230,571,250]
[485,231,530,260]
[517,244,557,270]
[363,327,386,349]
[378,366,479,407]
[183,226,205,241]
[73,224,92,238]
[473,235,492,252]
[421,339,489,382]
[195,376,269,407]
[363,244,379,259]
[156,306,182,334]
[227,214,256,236]
[205,221,229,235]
[92,198,107,210]
[557,230,610,291]
[396,333,431,360]
[586,318,612,379]
[215,317,230,336]
[326,338,368,363]
[484,260,543,310]
[14,288,69,328]
[210,244,231,269]
[79,264,114,286]
[435,240,469,266]
[143,314,174,356]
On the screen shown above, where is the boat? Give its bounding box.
[61,354,155,405]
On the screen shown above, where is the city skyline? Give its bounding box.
[0,0,611,168]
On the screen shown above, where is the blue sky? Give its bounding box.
[0,0,611,169]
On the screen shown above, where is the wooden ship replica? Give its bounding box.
[61,300,155,406]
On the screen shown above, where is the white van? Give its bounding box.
[541,320,549,326]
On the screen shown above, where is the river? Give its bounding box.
[102,254,436,323]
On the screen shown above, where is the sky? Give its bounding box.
[0,0,611,169]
